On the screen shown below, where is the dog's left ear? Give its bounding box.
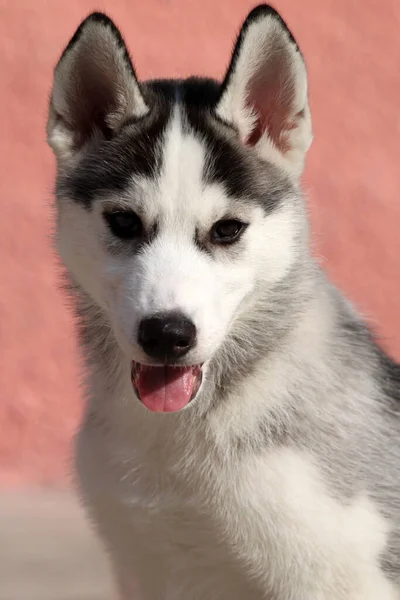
[216,5,312,177]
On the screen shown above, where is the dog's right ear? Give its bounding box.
[47,13,149,161]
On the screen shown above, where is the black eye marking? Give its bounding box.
[210,219,248,245]
[103,210,143,240]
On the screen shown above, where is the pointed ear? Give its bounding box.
[216,5,312,177]
[47,13,149,161]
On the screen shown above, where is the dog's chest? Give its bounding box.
[78,421,229,537]
[76,415,393,600]
[77,418,263,568]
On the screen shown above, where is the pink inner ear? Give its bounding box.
[245,69,297,151]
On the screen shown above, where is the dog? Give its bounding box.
[47,5,400,599]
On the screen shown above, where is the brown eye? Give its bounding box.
[210,219,247,244]
[104,211,143,240]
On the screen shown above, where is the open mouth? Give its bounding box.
[131,362,203,413]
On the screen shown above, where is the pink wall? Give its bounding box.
[1,0,399,486]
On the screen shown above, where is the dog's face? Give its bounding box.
[48,6,312,412]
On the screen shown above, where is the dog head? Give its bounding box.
[48,6,312,412]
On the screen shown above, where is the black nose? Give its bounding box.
[138,313,197,360]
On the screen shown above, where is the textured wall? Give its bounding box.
[0,0,399,485]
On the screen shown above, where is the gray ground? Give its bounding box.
[0,491,115,600]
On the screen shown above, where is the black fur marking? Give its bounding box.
[58,77,293,213]
[58,102,171,207]
[200,124,291,213]
[192,116,257,199]
[176,78,293,212]
[175,77,222,108]
[157,78,293,213]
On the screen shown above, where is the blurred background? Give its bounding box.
[0,0,399,598]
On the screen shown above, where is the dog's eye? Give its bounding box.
[210,219,247,244]
[104,211,143,240]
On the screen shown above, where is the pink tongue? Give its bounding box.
[136,366,194,413]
